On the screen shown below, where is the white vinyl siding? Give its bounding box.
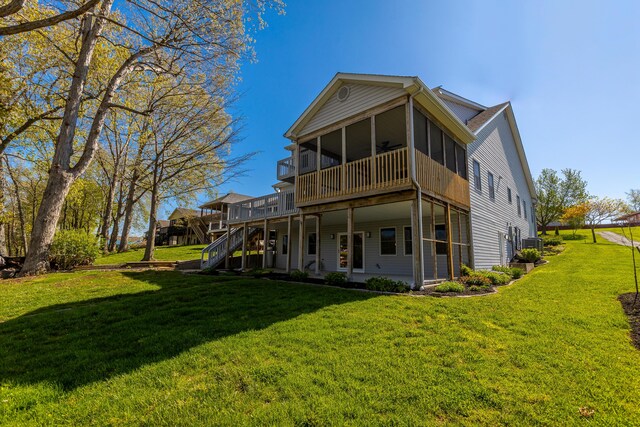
[300,84,405,136]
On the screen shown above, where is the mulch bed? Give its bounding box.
[412,286,496,297]
[619,293,640,350]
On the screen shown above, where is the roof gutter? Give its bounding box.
[407,84,425,289]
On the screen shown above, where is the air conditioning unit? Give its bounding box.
[522,237,543,252]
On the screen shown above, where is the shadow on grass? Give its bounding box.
[0,271,373,390]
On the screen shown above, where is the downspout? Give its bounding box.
[408,85,425,288]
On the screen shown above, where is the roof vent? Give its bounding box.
[337,86,350,102]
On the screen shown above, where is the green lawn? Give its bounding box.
[1,232,639,425]
[93,244,206,265]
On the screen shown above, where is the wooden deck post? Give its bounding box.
[241,223,248,271]
[315,214,321,275]
[446,203,455,279]
[224,225,231,270]
[262,218,268,269]
[411,199,423,289]
[286,215,292,273]
[347,207,354,279]
[298,214,305,271]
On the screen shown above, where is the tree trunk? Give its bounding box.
[117,169,140,253]
[591,226,597,243]
[100,172,117,252]
[541,224,547,235]
[5,157,28,254]
[0,160,7,256]
[18,170,74,275]
[142,184,159,262]
[108,215,120,252]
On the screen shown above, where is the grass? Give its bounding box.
[93,244,206,265]
[1,230,640,425]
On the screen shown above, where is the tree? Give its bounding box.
[18,0,283,276]
[0,0,101,36]
[627,189,640,212]
[560,203,589,238]
[584,197,630,243]
[535,168,589,234]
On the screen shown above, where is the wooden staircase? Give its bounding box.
[188,217,209,244]
[200,226,260,269]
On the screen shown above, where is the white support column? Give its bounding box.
[241,223,248,271]
[262,218,268,269]
[347,207,354,279]
[298,214,305,271]
[286,215,292,273]
[411,200,423,289]
[370,115,376,186]
[315,215,321,275]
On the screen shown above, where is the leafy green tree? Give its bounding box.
[535,168,589,234]
[627,189,640,211]
[584,197,630,243]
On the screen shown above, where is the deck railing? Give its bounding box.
[415,150,469,208]
[228,189,298,223]
[276,157,295,181]
[296,147,410,204]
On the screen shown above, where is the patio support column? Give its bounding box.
[315,214,321,275]
[241,222,248,271]
[370,115,376,185]
[286,215,292,273]
[224,224,231,270]
[411,199,423,289]
[262,218,268,269]
[298,214,305,271]
[446,203,455,279]
[347,207,354,278]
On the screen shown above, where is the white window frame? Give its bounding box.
[473,160,481,191]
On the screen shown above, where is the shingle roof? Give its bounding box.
[168,208,200,220]
[465,102,509,133]
[199,192,254,209]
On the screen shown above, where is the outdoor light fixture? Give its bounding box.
[330,234,335,239]
[366,231,372,238]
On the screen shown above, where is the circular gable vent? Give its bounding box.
[337,86,350,102]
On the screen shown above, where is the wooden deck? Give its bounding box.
[415,150,470,209]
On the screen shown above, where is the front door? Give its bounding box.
[338,232,364,272]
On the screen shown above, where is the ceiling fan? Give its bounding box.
[376,140,403,153]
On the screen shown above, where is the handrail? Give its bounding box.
[228,189,298,223]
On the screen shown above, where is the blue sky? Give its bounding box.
[207,0,639,208]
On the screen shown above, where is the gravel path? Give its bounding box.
[598,231,640,248]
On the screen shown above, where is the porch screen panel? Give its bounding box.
[413,108,428,155]
[429,121,444,165]
[375,105,407,154]
[345,118,371,162]
[321,129,342,169]
[444,134,456,173]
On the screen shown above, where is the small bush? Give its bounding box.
[460,274,492,287]
[519,248,541,263]
[289,269,309,281]
[483,271,511,286]
[364,276,410,293]
[543,235,563,247]
[324,272,347,286]
[509,268,523,279]
[492,265,523,280]
[434,281,464,293]
[469,284,491,292]
[492,265,512,275]
[250,268,270,278]
[49,229,101,270]
[460,264,473,276]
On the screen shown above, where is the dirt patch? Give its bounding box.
[619,293,640,350]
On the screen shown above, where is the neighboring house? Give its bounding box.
[616,212,640,225]
[198,192,254,241]
[201,73,537,288]
[433,88,537,269]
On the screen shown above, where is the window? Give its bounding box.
[455,144,467,179]
[429,121,444,164]
[473,160,481,191]
[307,232,317,255]
[404,226,412,255]
[282,234,288,255]
[488,172,495,200]
[523,200,527,219]
[380,227,397,255]
[435,224,447,255]
[516,195,521,217]
[507,187,512,204]
[445,134,456,173]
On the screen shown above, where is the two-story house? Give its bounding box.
[201,73,536,288]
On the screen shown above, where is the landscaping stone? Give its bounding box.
[0,268,16,279]
[510,262,534,273]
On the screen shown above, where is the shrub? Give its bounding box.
[492,265,512,275]
[289,269,309,281]
[460,264,473,276]
[364,276,410,293]
[483,271,511,286]
[434,281,464,293]
[491,265,523,280]
[460,274,492,287]
[250,268,270,278]
[543,235,563,247]
[324,272,347,286]
[509,268,523,279]
[519,248,541,263]
[469,284,491,292]
[49,229,101,270]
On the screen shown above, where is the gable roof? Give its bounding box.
[168,208,200,220]
[199,192,254,209]
[465,102,509,132]
[285,73,476,145]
